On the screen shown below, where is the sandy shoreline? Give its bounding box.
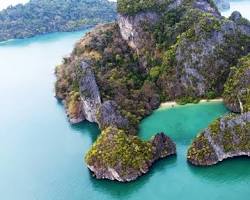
[160,98,224,108]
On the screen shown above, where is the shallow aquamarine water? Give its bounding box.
[0,1,250,199]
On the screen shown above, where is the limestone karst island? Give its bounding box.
[0,0,249,199]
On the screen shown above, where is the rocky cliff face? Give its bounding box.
[168,20,249,97]
[187,112,250,166]
[117,0,187,52]
[117,0,220,71]
[118,12,160,51]
[223,54,250,113]
[118,1,250,101]
[117,11,160,70]
[97,101,129,130]
[78,61,102,122]
[55,24,129,126]
[159,11,250,100]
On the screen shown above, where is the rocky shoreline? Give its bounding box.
[86,130,176,182]
[187,52,250,166]
[187,112,250,166]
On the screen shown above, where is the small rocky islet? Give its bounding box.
[55,0,250,182]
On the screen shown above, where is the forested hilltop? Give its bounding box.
[0,0,116,41]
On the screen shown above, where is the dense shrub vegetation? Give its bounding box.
[187,133,218,165]
[117,0,221,15]
[85,127,153,171]
[117,0,171,15]
[223,54,250,113]
[0,0,116,41]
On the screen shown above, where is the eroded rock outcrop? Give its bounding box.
[97,101,129,130]
[187,112,250,166]
[78,61,102,122]
[86,128,176,182]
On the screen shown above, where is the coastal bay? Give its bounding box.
[0,0,250,199]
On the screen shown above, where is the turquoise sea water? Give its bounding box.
[1,1,250,199]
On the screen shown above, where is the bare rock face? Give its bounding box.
[172,21,233,96]
[78,61,102,123]
[118,12,160,52]
[78,62,130,130]
[86,128,176,182]
[97,100,129,130]
[187,112,250,166]
[117,11,160,70]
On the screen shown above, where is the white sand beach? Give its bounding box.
[160,98,224,108]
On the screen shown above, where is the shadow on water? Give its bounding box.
[70,122,100,143]
[188,156,250,183]
[88,155,177,199]
[55,99,100,143]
